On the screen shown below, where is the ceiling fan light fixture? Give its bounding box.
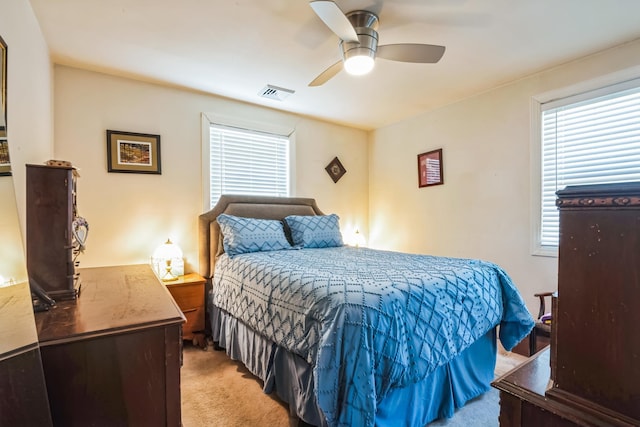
[344,55,375,75]
[308,3,445,86]
[340,25,378,76]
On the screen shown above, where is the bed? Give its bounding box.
[198,195,534,427]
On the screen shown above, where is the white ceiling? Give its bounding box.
[29,0,640,130]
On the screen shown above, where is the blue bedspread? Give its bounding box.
[212,246,533,427]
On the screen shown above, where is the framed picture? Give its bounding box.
[107,130,161,174]
[0,138,10,176]
[417,148,443,188]
[325,156,347,183]
[0,35,7,135]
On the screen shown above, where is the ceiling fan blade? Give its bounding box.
[377,44,446,63]
[309,61,343,87]
[309,1,359,43]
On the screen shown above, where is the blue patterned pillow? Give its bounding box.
[217,214,291,256]
[284,214,344,248]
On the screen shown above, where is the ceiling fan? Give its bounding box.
[308,0,446,86]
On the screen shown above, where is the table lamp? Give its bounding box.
[151,239,184,281]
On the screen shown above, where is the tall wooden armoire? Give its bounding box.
[548,182,640,423]
[492,182,640,426]
[26,164,80,300]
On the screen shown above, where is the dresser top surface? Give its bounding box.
[35,264,184,345]
[492,347,551,397]
[0,282,39,358]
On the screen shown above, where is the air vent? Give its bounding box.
[259,84,295,101]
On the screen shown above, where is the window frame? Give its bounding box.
[530,67,640,257]
[201,113,296,211]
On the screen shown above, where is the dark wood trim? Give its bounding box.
[545,388,639,427]
[0,342,40,362]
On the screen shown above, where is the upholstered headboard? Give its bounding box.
[198,195,324,279]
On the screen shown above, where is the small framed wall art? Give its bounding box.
[0,36,10,176]
[325,156,347,183]
[0,139,10,176]
[107,130,161,174]
[417,148,444,188]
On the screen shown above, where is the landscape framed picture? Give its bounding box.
[106,130,161,174]
[417,148,443,188]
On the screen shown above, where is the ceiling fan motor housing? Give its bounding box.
[346,9,379,30]
[340,10,379,63]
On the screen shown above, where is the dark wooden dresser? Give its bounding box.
[35,264,185,427]
[493,182,640,427]
[0,282,52,426]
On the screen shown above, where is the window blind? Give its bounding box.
[540,79,640,247]
[209,124,290,208]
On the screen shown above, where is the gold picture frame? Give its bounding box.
[107,130,161,174]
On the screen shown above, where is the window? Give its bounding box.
[538,78,640,250]
[207,123,291,208]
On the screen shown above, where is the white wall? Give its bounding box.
[53,66,368,272]
[369,39,640,313]
[0,0,53,282]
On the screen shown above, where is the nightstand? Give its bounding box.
[165,273,206,348]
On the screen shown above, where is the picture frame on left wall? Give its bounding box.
[0,139,10,176]
[1,35,10,177]
[106,130,161,174]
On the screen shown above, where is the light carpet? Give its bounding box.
[180,342,527,427]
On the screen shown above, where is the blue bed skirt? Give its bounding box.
[210,305,497,426]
